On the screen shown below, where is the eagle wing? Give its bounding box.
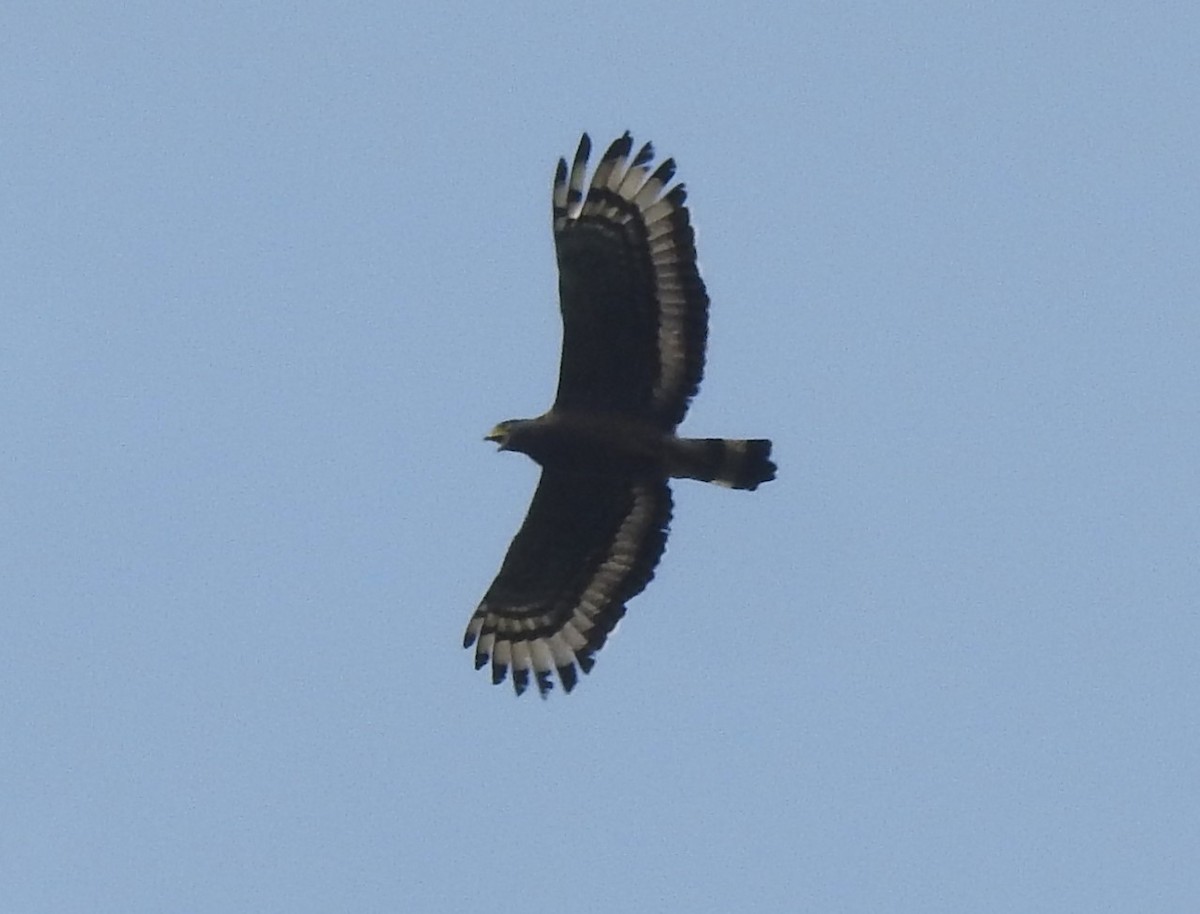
[551,133,709,429]
[464,470,672,696]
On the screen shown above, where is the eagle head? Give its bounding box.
[485,420,519,450]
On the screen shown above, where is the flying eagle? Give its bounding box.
[464,132,776,696]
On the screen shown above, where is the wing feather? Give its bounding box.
[464,471,673,696]
[565,134,591,219]
[551,132,709,428]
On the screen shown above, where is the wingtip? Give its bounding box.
[558,663,579,693]
[512,667,530,696]
[603,132,633,163]
[632,140,654,168]
[574,133,592,166]
[462,615,481,649]
[576,650,596,675]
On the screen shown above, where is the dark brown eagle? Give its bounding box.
[464,132,776,696]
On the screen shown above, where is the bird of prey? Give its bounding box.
[464,132,776,696]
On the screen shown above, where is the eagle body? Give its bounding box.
[489,412,773,490]
[465,133,776,697]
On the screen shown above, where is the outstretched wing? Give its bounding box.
[551,132,709,429]
[464,470,672,696]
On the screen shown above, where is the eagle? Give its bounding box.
[464,132,776,696]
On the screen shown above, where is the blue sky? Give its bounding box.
[3,3,1198,911]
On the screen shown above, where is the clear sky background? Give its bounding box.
[3,3,1198,912]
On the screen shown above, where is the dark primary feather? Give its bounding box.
[463,471,672,696]
[552,132,709,429]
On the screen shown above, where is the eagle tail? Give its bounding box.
[670,438,776,490]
